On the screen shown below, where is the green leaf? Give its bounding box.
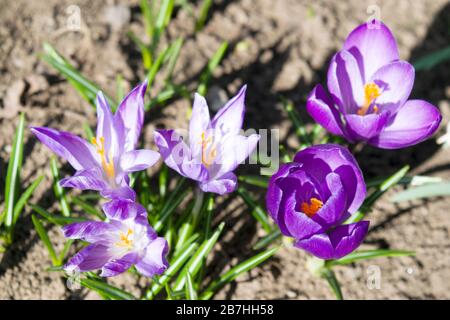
[200,246,279,299]
[237,187,272,233]
[151,0,175,53]
[176,0,194,13]
[12,175,44,225]
[196,215,211,285]
[375,165,410,194]
[58,239,74,263]
[281,97,312,146]
[238,175,269,188]
[80,278,135,300]
[173,233,200,260]
[185,272,198,300]
[328,249,415,266]
[146,242,199,299]
[195,0,213,32]
[140,0,155,38]
[138,171,152,210]
[345,165,410,224]
[46,265,64,272]
[70,197,104,220]
[146,44,171,88]
[173,222,224,292]
[159,165,168,198]
[50,158,70,217]
[165,37,184,82]
[31,214,59,266]
[197,42,228,96]
[146,85,183,110]
[82,122,95,141]
[203,196,214,239]
[31,204,86,225]
[156,0,175,31]
[164,217,175,249]
[41,43,115,108]
[76,193,101,201]
[366,174,441,189]
[321,268,343,300]
[154,178,187,232]
[3,112,25,230]
[115,74,126,102]
[127,31,153,70]
[174,218,195,255]
[311,124,324,142]
[413,46,450,71]
[165,284,174,300]
[253,229,282,250]
[174,190,204,254]
[391,182,450,202]
[279,144,292,163]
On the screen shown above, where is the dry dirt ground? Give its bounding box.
[0,0,449,299]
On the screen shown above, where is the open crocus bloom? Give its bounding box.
[307,20,441,149]
[266,144,369,260]
[31,81,160,200]
[62,199,168,277]
[154,85,260,195]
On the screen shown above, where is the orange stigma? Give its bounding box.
[91,137,115,178]
[301,198,323,217]
[357,82,381,116]
[199,132,217,167]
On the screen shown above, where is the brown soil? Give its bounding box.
[0,0,449,299]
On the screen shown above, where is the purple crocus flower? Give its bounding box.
[31,81,160,200]
[62,199,168,277]
[266,144,369,260]
[307,21,441,149]
[154,85,260,195]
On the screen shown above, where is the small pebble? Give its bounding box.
[286,290,297,298]
[102,5,130,31]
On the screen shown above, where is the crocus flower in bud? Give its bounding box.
[154,85,260,195]
[307,20,441,149]
[31,81,160,200]
[266,144,369,260]
[62,199,168,277]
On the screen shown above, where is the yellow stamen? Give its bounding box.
[357,83,382,116]
[91,137,115,178]
[301,198,323,218]
[115,228,133,248]
[199,132,217,167]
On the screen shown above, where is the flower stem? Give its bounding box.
[349,142,366,155]
[203,195,214,239]
[192,188,205,228]
[174,188,204,253]
[321,268,343,300]
[197,195,215,284]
